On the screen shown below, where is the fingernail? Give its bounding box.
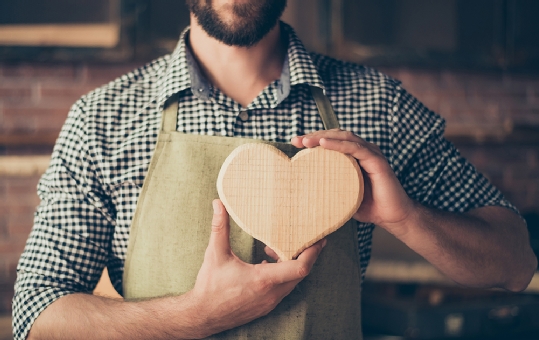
[212,200,222,214]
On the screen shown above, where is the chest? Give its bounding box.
[103,89,392,225]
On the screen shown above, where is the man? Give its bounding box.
[14,0,537,339]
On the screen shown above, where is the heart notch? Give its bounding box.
[217,143,364,261]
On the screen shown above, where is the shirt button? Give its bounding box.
[239,111,249,122]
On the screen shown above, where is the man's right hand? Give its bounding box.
[190,199,326,338]
[27,200,324,340]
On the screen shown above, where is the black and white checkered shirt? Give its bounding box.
[13,22,516,339]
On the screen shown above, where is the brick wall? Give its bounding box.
[0,63,141,155]
[380,67,539,212]
[0,62,139,314]
[1,62,538,315]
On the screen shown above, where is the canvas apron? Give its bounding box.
[123,87,363,339]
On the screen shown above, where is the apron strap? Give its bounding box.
[162,88,339,132]
[161,93,180,132]
[310,86,340,130]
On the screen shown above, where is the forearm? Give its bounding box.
[25,200,324,340]
[295,130,537,292]
[393,203,537,291]
[28,292,205,340]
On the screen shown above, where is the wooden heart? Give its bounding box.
[217,143,364,260]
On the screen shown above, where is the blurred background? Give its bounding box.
[1,0,538,339]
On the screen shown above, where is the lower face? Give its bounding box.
[186,0,288,47]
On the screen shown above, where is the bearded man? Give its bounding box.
[13,1,536,339]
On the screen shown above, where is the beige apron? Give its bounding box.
[123,87,363,339]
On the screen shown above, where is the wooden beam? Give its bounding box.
[0,24,120,47]
[365,259,539,294]
[0,156,50,176]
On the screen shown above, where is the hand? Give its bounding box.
[190,199,326,338]
[292,129,416,235]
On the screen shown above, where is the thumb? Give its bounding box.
[207,199,232,260]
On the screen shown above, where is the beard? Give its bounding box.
[186,0,287,47]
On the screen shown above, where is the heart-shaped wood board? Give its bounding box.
[217,143,364,261]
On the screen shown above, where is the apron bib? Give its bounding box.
[123,87,363,339]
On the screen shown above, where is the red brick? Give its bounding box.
[526,150,538,169]
[5,177,40,194]
[0,203,35,216]
[0,240,26,255]
[425,90,467,114]
[35,113,69,132]
[506,164,539,180]
[5,175,41,185]
[0,85,32,104]
[467,89,527,109]
[1,185,40,209]
[84,63,142,83]
[507,109,539,126]
[0,217,7,239]
[0,254,21,276]
[0,292,13,314]
[0,63,79,81]
[395,68,441,92]
[1,106,68,133]
[502,73,539,90]
[1,195,40,211]
[6,255,20,274]
[527,87,539,106]
[442,71,504,90]
[39,84,97,104]
[0,177,5,195]
[7,213,34,236]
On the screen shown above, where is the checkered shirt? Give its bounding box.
[13,22,516,339]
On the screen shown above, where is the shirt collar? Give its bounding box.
[156,21,325,110]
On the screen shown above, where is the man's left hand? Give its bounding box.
[292,129,416,236]
[293,129,537,291]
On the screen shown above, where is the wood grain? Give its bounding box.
[0,24,119,47]
[0,156,50,176]
[217,144,364,260]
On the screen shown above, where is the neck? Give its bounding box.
[188,16,286,107]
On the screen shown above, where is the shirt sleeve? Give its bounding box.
[390,85,518,214]
[12,102,115,340]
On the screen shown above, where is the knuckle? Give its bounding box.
[211,219,224,231]
[260,301,277,316]
[344,131,356,139]
[254,276,273,291]
[211,225,223,233]
[268,295,281,309]
[369,142,382,151]
[297,264,310,278]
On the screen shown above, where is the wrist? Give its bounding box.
[380,200,423,240]
[153,290,209,340]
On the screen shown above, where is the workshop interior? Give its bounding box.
[1,0,539,339]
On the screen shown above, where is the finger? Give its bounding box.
[319,138,388,174]
[302,130,365,148]
[296,238,327,263]
[261,239,327,284]
[264,246,280,262]
[291,136,306,149]
[207,199,232,260]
